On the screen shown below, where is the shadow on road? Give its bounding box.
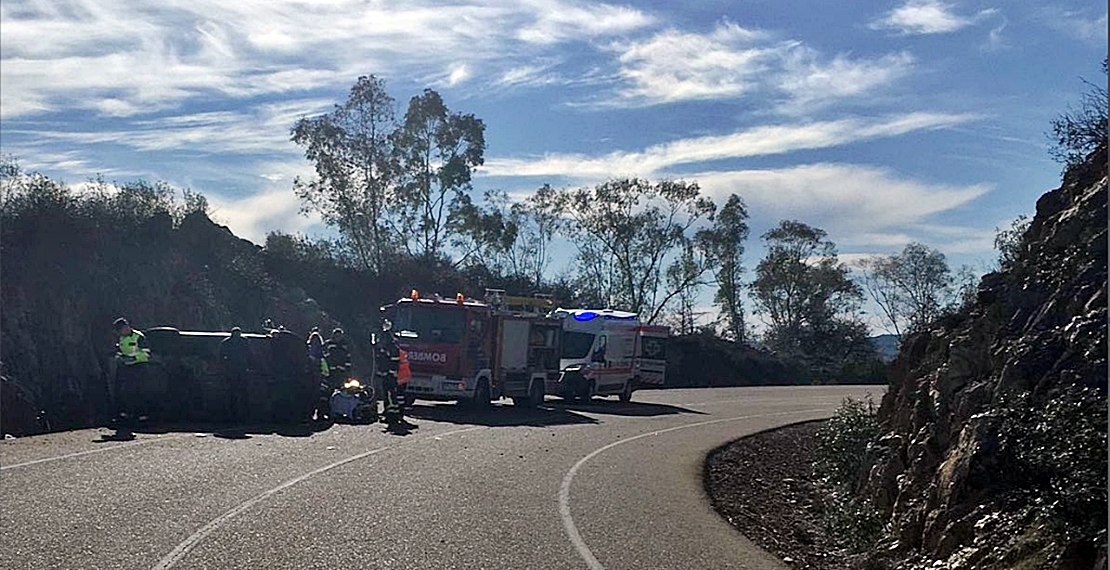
[405,401,599,428]
[549,398,708,417]
[95,420,333,441]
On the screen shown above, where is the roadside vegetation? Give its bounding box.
[793,59,1108,569]
[813,397,883,552]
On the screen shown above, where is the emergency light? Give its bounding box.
[410,289,419,300]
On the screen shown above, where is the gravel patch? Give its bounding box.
[704,420,868,570]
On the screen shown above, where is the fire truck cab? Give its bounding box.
[381,291,559,408]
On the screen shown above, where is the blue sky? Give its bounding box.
[1,0,1105,332]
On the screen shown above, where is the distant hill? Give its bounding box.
[868,334,900,363]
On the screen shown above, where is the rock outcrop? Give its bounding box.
[865,145,1107,569]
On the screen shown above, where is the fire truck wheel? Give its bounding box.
[513,380,544,408]
[473,380,492,410]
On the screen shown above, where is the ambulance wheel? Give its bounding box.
[575,379,593,401]
[619,378,635,403]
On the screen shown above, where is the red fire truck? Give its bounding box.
[380,290,560,407]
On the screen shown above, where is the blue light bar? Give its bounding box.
[573,311,598,321]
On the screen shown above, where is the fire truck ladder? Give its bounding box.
[484,289,554,316]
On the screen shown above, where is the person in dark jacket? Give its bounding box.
[219,327,251,423]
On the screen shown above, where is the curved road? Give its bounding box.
[2,386,881,570]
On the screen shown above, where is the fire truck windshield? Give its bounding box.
[393,305,465,343]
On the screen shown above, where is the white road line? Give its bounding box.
[1,434,191,471]
[557,408,831,570]
[150,426,484,570]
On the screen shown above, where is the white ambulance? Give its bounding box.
[548,308,668,402]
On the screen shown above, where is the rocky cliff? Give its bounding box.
[865,145,1107,569]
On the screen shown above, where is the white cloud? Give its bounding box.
[496,62,565,88]
[693,164,991,247]
[777,51,914,111]
[0,0,656,120]
[604,21,916,109]
[609,21,775,104]
[514,0,655,44]
[206,186,321,244]
[447,64,472,87]
[482,112,980,179]
[870,0,997,35]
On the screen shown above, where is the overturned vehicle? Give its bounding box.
[111,327,317,424]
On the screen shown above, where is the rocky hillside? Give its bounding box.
[865,144,1107,569]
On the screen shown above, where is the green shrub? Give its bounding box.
[814,396,884,551]
[815,396,881,490]
[998,385,1108,543]
[823,488,885,552]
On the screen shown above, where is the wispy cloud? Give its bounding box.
[870,0,997,35]
[693,164,992,248]
[513,0,656,44]
[777,51,915,112]
[482,112,980,179]
[1039,7,1109,45]
[602,21,916,110]
[8,98,334,154]
[981,18,1009,52]
[0,0,657,120]
[608,21,775,104]
[496,62,566,88]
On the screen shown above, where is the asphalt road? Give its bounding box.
[2,385,882,570]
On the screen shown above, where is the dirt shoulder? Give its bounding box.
[704,420,866,570]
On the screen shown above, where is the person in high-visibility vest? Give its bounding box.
[375,319,414,430]
[113,317,151,426]
[307,329,332,421]
[115,317,150,365]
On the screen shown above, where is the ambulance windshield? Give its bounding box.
[561,331,595,359]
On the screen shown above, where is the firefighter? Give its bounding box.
[318,328,351,422]
[324,328,352,381]
[375,319,413,430]
[112,317,151,426]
